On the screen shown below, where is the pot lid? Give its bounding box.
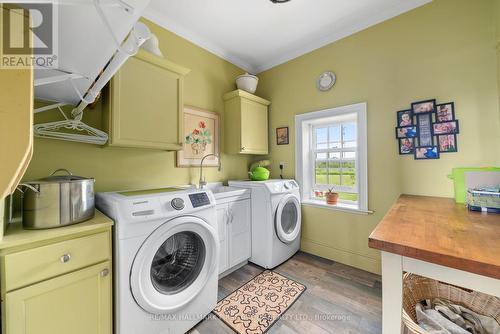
[38,175,94,183]
[34,168,94,183]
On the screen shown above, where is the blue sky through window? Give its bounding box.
[315,123,356,148]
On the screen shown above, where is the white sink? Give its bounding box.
[205,183,250,200]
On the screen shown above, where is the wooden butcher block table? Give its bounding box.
[369,194,500,334]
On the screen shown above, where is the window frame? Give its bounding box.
[311,120,358,196]
[295,102,369,214]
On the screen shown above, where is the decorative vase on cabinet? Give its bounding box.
[103,50,190,150]
[223,89,271,155]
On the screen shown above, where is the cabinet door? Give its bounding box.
[4,261,112,334]
[216,204,229,274]
[108,50,189,150]
[228,199,251,267]
[240,99,268,154]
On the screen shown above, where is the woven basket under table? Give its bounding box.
[402,273,500,334]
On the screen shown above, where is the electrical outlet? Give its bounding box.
[279,161,286,169]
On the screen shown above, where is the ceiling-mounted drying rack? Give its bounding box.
[33,0,152,145]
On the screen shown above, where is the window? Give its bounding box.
[295,103,369,213]
[312,120,358,202]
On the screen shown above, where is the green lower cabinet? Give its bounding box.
[4,261,112,334]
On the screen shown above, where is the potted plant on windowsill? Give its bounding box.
[325,188,339,205]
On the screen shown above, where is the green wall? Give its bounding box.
[257,0,500,274]
[19,1,500,275]
[497,0,500,110]
[0,200,3,239]
[24,19,250,192]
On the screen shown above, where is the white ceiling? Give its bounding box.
[143,0,431,74]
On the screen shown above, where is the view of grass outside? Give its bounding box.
[314,160,358,202]
[315,160,356,185]
[313,123,358,203]
[338,192,358,201]
[314,170,355,186]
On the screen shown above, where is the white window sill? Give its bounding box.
[301,199,373,215]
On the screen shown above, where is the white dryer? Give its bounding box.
[96,188,219,334]
[228,180,301,269]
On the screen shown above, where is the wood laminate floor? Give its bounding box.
[189,251,382,334]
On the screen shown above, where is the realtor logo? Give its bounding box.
[1,3,58,68]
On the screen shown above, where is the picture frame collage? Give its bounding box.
[395,99,459,160]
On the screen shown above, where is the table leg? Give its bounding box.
[381,251,403,334]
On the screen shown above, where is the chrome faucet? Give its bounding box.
[198,153,221,189]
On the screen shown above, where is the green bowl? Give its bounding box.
[248,166,270,181]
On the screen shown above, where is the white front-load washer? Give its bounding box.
[228,179,301,269]
[96,188,219,334]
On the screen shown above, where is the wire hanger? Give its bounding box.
[34,107,108,145]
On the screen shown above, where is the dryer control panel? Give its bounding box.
[267,180,299,194]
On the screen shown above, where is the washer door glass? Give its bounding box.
[275,195,301,244]
[130,216,218,314]
[151,231,206,295]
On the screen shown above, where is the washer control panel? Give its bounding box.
[189,192,211,208]
[170,198,185,210]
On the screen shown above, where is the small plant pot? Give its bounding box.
[325,192,339,205]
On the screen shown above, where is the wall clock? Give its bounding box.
[317,71,336,91]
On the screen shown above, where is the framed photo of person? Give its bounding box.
[436,102,455,122]
[399,138,414,155]
[438,134,458,153]
[432,120,459,135]
[397,110,413,127]
[276,127,289,145]
[414,146,440,160]
[411,99,436,115]
[395,126,418,139]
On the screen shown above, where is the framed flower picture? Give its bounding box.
[176,106,220,167]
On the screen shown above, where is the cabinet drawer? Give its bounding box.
[3,232,111,292]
